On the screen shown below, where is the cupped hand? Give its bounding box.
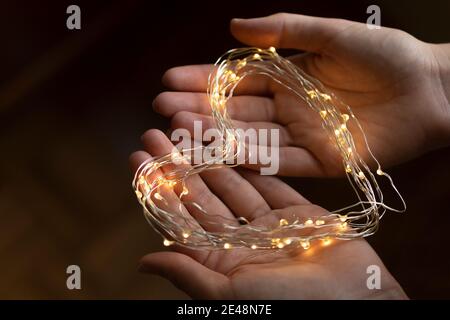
[129,129,407,299]
[153,13,450,177]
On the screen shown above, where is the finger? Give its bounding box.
[141,129,238,229]
[139,252,229,299]
[200,167,271,221]
[230,13,353,53]
[129,150,187,215]
[129,150,151,173]
[236,168,310,209]
[242,146,325,177]
[153,92,277,122]
[162,65,273,96]
[170,111,292,146]
[129,150,205,259]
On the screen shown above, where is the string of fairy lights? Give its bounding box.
[132,47,406,251]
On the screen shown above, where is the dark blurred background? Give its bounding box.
[0,0,449,299]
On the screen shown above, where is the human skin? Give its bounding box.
[129,129,407,299]
[153,13,450,177]
[129,13,450,299]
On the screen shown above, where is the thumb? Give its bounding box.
[138,251,230,299]
[230,12,353,53]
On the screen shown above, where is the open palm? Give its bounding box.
[129,129,406,299]
[153,13,449,177]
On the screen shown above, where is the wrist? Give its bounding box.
[430,43,450,147]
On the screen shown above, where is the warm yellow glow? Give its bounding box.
[321,93,331,101]
[300,240,310,250]
[252,53,261,60]
[132,47,406,251]
[342,113,350,122]
[182,232,190,239]
[163,239,173,246]
[315,219,325,226]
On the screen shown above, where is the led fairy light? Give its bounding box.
[132,47,406,251]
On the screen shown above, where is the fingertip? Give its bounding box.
[141,128,175,156]
[152,91,171,116]
[230,17,250,40]
[129,150,151,173]
[229,15,278,47]
[141,128,166,142]
[230,17,243,31]
[161,67,178,88]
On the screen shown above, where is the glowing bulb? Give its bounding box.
[315,219,325,226]
[321,93,331,101]
[300,240,310,250]
[252,53,261,60]
[376,169,384,175]
[236,59,246,69]
[342,114,350,122]
[322,238,332,246]
[132,47,406,252]
[163,239,174,246]
[306,90,317,99]
[182,232,190,239]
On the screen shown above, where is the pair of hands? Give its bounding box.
[130,13,450,299]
